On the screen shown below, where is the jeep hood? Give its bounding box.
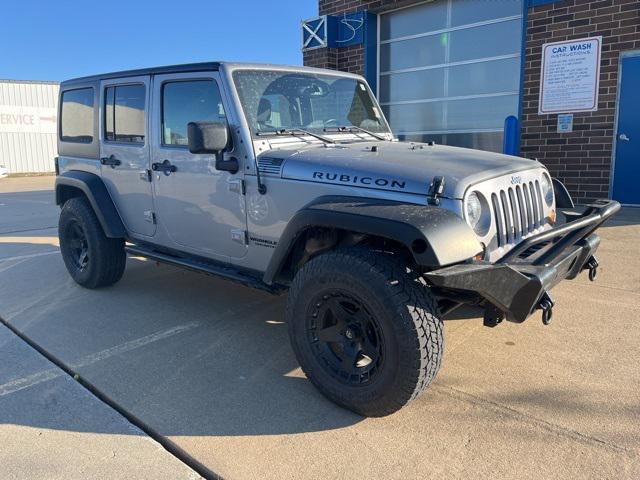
[262,141,542,199]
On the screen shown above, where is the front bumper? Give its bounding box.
[425,199,620,324]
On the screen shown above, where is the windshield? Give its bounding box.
[232,70,391,137]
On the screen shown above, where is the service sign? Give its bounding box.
[0,106,57,134]
[539,36,602,114]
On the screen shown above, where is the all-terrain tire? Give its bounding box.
[286,247,444,417]
[58,196,126,288]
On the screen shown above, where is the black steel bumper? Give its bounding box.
[425,199,621,324]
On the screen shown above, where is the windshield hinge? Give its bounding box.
[427,176,445,206]
[228,179,246,195]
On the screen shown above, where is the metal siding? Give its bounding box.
[0,81,59,173]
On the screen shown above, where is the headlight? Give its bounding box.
[541,173,554,206]
[464,191,491,236]
[465,192,482,228]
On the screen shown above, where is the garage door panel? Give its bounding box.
[449,20,522,63]
[379,69,445,103]
[451,0,522,27]
[446,95,519,130]
[380,1,448,41]
[382,103,445,133]
[380,35,446,72]
[448,58,520,97]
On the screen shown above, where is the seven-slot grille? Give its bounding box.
[491,180,545,246]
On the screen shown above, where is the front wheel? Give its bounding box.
[58,196,126,288]
[286,248,444,417]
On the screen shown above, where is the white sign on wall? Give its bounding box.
[539,36,602,115]
[0,106,57,134]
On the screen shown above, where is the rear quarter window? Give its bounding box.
[60,88,95,143]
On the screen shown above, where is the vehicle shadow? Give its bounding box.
[0,253,363,437]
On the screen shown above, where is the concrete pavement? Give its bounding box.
[0,176,639,479]
[0,321,201,480]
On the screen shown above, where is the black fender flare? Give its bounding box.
[55,171,126,238]
[263,196,482,284]
[552,177,574,208]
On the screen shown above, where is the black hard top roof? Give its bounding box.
[60,61,221,87]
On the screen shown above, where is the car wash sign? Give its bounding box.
[539,37,602,114]
[0,106,57,134]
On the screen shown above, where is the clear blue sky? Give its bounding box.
[0,0,317,81]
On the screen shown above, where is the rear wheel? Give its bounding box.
[286,247,444,417]
[58,196,126,288]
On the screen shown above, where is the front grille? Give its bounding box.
[492,180,545,247]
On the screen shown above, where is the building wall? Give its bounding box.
[0,80,59,174]
[521,0,640,202]
[303,0,640,202]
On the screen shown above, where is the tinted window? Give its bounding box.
[162,80,226,146]
[104,84,145,143]
[60,88,94,143]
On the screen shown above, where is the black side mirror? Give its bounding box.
[187,121,238,174]
[187,121,229,154]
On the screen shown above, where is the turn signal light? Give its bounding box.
[474,242,487,261]
[549,208,556,225]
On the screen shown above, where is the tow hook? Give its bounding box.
[483,304,505,328]
[538,292,555,325]
[586,256,599,281]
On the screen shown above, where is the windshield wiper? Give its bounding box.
[323,125,388,141]
[257,128,335,144]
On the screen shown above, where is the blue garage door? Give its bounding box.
[378,0,523,152]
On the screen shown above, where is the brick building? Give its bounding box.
[302,0,640,203]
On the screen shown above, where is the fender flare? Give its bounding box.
[55,171,126,238]
[552,177,574,208]
[263,196,481,284]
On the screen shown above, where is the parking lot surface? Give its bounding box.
[1,176,639,479]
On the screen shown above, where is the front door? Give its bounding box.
[100,76,156,237]
[150,72,247,260]
[612,53,640,205]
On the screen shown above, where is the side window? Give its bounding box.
[162,80,226,146]
[60,88,94,143]
[103,84,145,143]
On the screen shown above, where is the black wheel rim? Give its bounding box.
[67,219,89,271]
[307,291,385,385]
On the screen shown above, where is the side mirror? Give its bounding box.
[187,121,238,174]
[187,121,229,154]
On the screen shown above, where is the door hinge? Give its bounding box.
[231,229,248,245]
[143,210,157,224]
[139,169,152,182]
[228,179,246,195]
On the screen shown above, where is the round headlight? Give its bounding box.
[465,192,482,229]
[541,173,554,206]
[465,191,491,236]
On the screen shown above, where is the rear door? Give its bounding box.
[150,72,247,260]
[100,76,156,237]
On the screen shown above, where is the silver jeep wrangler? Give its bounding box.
[54,62,619,416]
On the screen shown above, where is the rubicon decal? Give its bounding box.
[312,171,406,189]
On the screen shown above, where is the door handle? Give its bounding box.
[151,159,177,175]
[100,155,121,167]
[618,133,630,142]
